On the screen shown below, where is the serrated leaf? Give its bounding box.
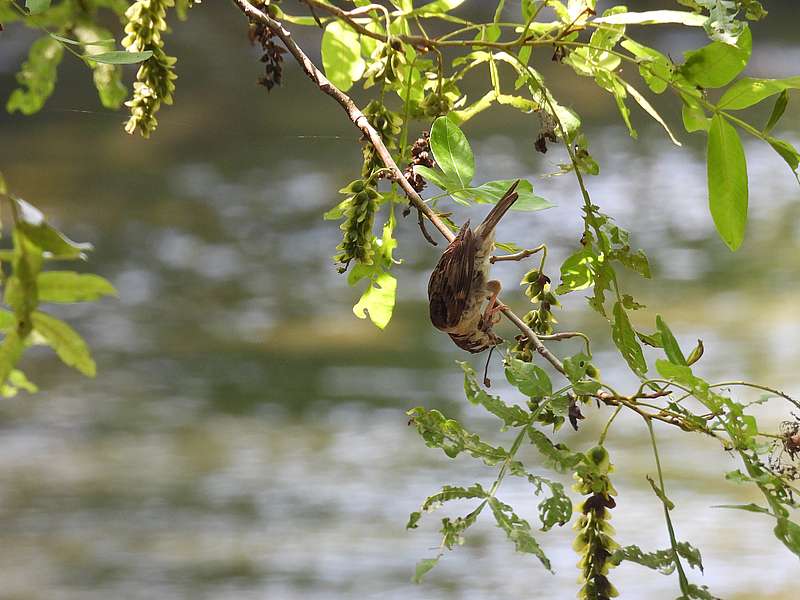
[524,474,573,531]
[353,271,396,329]
[460,361,529,427]
[488,497,552,571]
[406,407,508,465]
[31,311,95,376]
[612,301,647,376]
[527,427,583,473]
[37,271,117,303]
[655,315,686,366]
[707,114,748,251]
[321,21,365,92]
[429,116,474,190]
[611,541,704,574]
[504,356,552,398]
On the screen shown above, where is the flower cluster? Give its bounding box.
[334,179,380,272]
[122,0,179,137]
[573,446,619,600]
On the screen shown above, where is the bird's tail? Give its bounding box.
[475,179,520,237]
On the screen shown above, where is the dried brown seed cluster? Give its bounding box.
[248,22,286,91]
[403,131,434,193]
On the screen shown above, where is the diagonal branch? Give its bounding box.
[228,0,567,376]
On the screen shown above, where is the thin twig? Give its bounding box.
[229,0,569,377]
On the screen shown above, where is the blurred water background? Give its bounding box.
[1,2,799,599]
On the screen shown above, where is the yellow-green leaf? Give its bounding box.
[707,114,748,251]
[37,271,117,303]
[353,272,397,329]
[31,311,96,377]
[321,21,365,92]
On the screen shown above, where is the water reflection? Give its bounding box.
[1,4,799,599]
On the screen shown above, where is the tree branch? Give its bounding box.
[228,0,568,377]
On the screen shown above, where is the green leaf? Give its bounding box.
[620,79,681,146]
[353,271,396,329]
[655,359,707,392]
[14,198,93,259]
[655,315,687,366]
[524,474,573,531]
[7,36,64,115]
[714,503,772,515]
[72,25,127,109]
[413,165,459,193]
[413,0,465,15]
[764,90,789,135]
[620,39,672,94]
[49,33,115,46]
[593,10,706,26]
[680,93,710,132]
[646,474,675,510]
[707,114,748,251]
[0,171,7,195]
[412,558,439,583]
[527,428,583,473]
[680,26,751,89]
[37,272,117,303]
[563,352,591,384]
[0,331,25,387]
[504,356,552,398]
[429,116,474,190]
[487,497,552,571]
[455,179,554,212]
[321,21,365,92]
[86,51,153,65]
[766,136,800,179]
[611,541,704,574]
[407,407,508,465]
[25,0,50,14]
[555,248,596,294]
[459,361,529,427]
[718,76,800,110]
[31,311,96,377]
[611,301,647,376]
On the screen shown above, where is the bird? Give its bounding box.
[427,179,520,353]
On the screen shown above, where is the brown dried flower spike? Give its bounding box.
[249,22,286,91]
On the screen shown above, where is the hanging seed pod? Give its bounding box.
[333,179,380,272]
[573,446,619,600]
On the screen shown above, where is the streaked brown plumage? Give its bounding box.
[428,180,520,353]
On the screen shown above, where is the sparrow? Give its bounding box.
[428,180,520,353]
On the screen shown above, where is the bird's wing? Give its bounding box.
[428,223,477,330]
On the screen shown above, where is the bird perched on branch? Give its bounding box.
[428,180,520,353]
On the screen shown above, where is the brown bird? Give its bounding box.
[428,180,520,353]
